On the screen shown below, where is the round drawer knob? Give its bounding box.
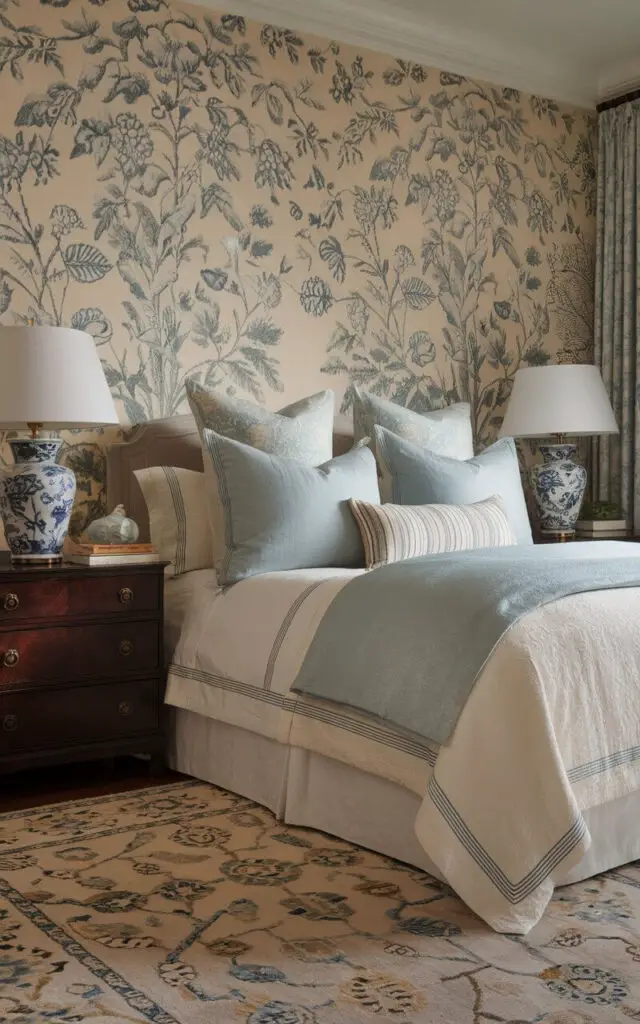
[118,701,133,717]
[2,714,18,732]
[119,639,133,658]
[3,649,19,668]
[3,593,19,611]
[118,587,134,604]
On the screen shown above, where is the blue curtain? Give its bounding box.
[593,100,640,525]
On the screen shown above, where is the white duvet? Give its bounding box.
[164,566,640,933]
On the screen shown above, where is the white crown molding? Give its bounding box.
[192,0,599,108]
[598,54,640,102]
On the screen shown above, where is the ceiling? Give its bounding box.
[195,0,640,107]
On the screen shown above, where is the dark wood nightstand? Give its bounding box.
[0,560,167,776]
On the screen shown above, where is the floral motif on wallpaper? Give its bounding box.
[0,0,596,531]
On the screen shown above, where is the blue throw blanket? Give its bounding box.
[292,542,640,745]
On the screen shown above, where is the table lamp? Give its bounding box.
[0,325,119,564]
[499,364,618,541]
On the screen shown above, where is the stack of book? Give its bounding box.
[575,519,629,540]
[67,543,159,566]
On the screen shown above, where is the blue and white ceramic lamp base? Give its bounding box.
[529,443,587,539]
[0,437,76,564]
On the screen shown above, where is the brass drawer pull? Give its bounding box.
[3,593,19,611]
[118,587,134,604]
[118,701,132,717]
[119,639,133,657]
[2,649,19,668]
[2,714,18,732]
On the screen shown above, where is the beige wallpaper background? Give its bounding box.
[0,0,597,532]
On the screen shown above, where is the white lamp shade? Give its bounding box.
[499,364,618,439]
[0,326,119,429]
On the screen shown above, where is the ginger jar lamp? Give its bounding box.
[499,364,618,541]
[0,325,119,564]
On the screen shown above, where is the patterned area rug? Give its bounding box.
[1,781,640,1023]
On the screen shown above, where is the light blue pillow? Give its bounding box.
[353,387,473,460]
[375,427,533,545]
[186,380,334,465]
[202,429,380,584]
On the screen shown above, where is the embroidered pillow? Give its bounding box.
[186,380,334,465]
[134,467,212,578]
[375,427,533,545]
[350,495,516,570]
[352,387,473,460]
[201,429,380,585]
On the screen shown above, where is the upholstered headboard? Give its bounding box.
[107,412,354,542]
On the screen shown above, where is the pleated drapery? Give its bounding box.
[593,100,640,526]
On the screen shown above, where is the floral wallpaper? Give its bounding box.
[0,0,597,533]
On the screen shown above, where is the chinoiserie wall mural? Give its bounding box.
[0,0,597,534]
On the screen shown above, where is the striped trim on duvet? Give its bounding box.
[350,495,516,569]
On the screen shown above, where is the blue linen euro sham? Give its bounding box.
[201,429,380,585]
[375,426,533,545]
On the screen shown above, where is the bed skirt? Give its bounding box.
[168,707,640,889]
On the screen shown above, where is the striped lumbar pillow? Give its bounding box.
[134,466,212,577]
[350,495,516,570]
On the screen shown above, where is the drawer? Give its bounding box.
[0,572,160,623]
[0,621,159,686]
[0,679,159,752]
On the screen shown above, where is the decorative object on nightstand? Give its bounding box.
[576,500,628,539]
[0,325,119,565]
[0,559,167,775]
[500,365,618,542]
[76,504,155,565]
[87,504,140,545]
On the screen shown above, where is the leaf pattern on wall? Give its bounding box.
[0,0,596,532]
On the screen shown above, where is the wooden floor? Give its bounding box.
[0,757,187,813]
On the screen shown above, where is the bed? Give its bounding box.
[108,414,640,934]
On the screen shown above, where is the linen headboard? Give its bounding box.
[107,412,355,542]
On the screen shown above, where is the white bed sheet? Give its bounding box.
[164,569,218,656]
[164,565,640,932]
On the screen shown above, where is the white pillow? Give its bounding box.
[134,466,212,577]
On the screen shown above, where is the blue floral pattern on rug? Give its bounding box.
[0,781,639,1022]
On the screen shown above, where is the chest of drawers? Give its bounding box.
[0,560,166,775]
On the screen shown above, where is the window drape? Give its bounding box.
[593,101,640,525]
